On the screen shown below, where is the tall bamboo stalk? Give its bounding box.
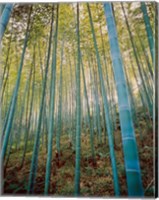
[0,4,13,41]
[87,3,120,196]
[44,5,59,194]
[104,3,144,196]
[1,7,32,160]
[74,3,81,196]
[56,39,64,155]
[140,2,154,62]
[28,6,54,194]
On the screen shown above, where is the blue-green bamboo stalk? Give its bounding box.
[39,39,49,153]
[96,5,115,132]
[140,2,154,62]
[129,51,151,130]
[133,40,153,109]
[4,129,13,171]
[80,52,95,159]
[0,4,6,16]
[137,51,153,101]
[16,64,33,151]
[68,54,74,147]
[2,94,12,140]
[124,62,143,141]
[87,3,120,196]
[92,61,102,144]
[1,7,32,160]
[137,32,153,79]
[20,46,35,168]
[87,56,98,142]
[110,72,117,132]
[93,63,102,144]
[121,3,152,118]
[27,6,54,194]
[154,7,158,195]
[87,52,101,144]
[74,3,81,196]
[0,4,13,41]
[56,39,64,155]
[104,3,144,196]
[44,5,59,194]
[1,32,12,102]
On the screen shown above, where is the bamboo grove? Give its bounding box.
[0,2,155,197]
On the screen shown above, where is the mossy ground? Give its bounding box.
[3,115,154,197]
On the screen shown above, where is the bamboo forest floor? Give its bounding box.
[3,115,153,197]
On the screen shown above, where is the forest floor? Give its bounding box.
[3,115,154,197]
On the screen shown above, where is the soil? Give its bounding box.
[3,117,154,197]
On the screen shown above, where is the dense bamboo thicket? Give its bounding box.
[0,2,155,197]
